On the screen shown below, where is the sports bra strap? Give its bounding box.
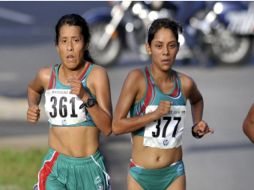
[79,62,91,80]
[48,64,58,89]
[137,67,154,115]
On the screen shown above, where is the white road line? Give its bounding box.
[0,7,34,25]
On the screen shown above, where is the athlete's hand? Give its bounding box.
[154,101,172,118]
[192,120,214,137]
[27,105,40,123]
[68,77,89,101]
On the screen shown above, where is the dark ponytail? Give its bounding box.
[84,50,93,63]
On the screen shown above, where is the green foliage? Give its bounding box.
[0,148,47,190]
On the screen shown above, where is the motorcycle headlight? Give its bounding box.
[213,2,224,15]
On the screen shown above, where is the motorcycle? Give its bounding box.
[171,1,254,66]
[84,1,254,67]
[83,1,173,67]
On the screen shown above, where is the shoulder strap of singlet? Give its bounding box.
[80,62,92,81]
[47,62,92,89]
[47,64,58,89]
[137,66,154,115]
[169,70,181,98]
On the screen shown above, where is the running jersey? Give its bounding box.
[44,62,96,127]
[130,66,187,149]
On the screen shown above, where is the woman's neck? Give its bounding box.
[150,64,173,83]
[60,62,86,80]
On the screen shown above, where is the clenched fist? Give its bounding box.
[192,120,214,138]
[68,77,89,101]
[154,101,172,118]
[27,105,40,123]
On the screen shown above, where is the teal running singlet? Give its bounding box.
[130,66,187,149]
[44,62,96,127]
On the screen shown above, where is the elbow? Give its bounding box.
[243,121,254,143]
[249,138,254,144]
[100,117,112,136]
[101,124,112,136]
[112,125,120,136]
[191,96,203,106]
[103,128,112,136]
[112,120,122,136]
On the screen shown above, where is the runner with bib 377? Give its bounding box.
[112,18,214,190]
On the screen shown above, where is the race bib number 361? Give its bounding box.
[143,105,186,149]
[44,89,86,126]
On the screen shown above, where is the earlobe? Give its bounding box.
[56,46,60,54]
[146,44,151,55]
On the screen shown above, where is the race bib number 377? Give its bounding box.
[44,89,86,126]
[143,105,186,149]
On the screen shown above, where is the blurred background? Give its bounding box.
[0,1,253,190]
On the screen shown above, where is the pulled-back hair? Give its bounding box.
[147,18,182,45]
[55,14,93,62]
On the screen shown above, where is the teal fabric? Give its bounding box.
[129,160,185,190]
[131,66,186,136]
[49,63,96,127]
[35,148,110,190]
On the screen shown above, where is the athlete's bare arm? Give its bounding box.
[180,73,213,137]
[27,67,51,123]
[84,65,112,136]
[112,69,171,135]
[243,104,254,143]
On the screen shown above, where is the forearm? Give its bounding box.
[190,97,204,124]
[112,112,158,135]
[87,105,112,136]
[27,86,42,107]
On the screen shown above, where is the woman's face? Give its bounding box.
[146,27,179,71]
[56,24,85,70]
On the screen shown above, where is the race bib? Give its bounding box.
[143,105,186,149]
[44,89,86,126]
